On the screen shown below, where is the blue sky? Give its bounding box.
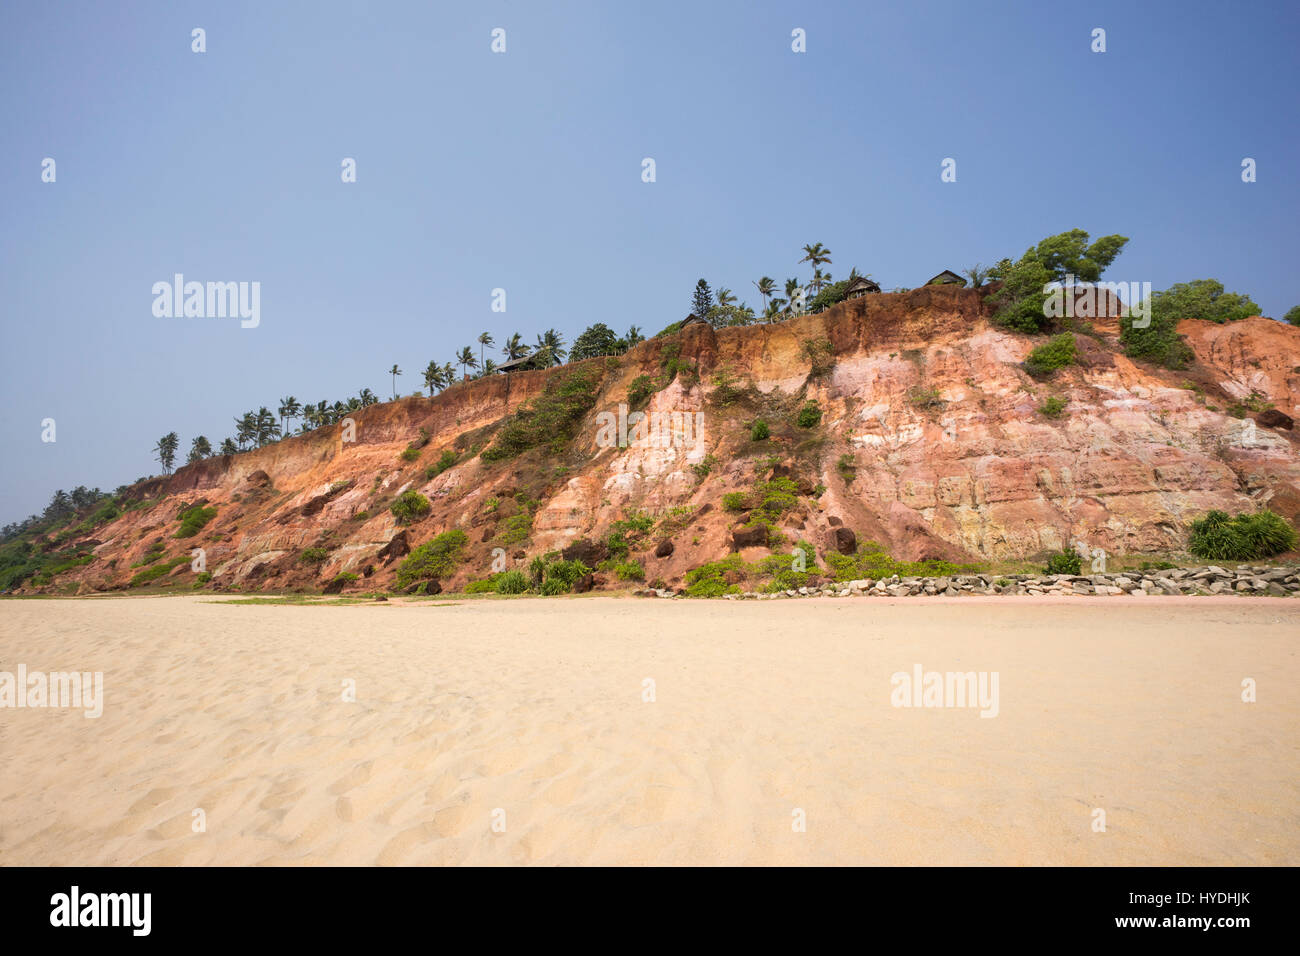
[2,0,1297,525]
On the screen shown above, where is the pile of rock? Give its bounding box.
[633,566,1300,599]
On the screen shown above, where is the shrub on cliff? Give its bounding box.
[390,490,431,524]
[1043,549,1082,575]
[174,505,217,538]
[1120,311,1195,370]
[795,401,823,428]
[627,374,657,406]
[750,419,770,441]
[395,529,468,589]
[481,367,601,461]
[1149,279,1260,325]
[1023,334,1077,378]
[425,449,458,479]
[1187,509,1297,560]
[1038,396,1068,419]
[684,555,747,597]
[824,541,975,581]
[1286,305,1300,327]
[300,547,329,563]
[495,570,529,594]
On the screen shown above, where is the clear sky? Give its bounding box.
[2,0,1297,525]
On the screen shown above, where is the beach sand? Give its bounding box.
[0,594,1296,866]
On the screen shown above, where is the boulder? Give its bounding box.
[573,573,595,593]
[376,530,410,564]
[731,524,768,550]
[654,538,675,558]
[1254,408,1294,430]
[562,538,609,566]
[830,526,857,555]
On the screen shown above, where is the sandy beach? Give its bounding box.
[1,594,1296,866]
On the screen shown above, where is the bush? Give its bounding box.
[1187,509,1297,560]
[837,453,857,481]
[604,513,654,559]
[613,561,644,581]
[710,368,745,406]
[495,569,529,594]
[1023,333,1077,378]
[683,555,746,597]
[750,419,770,441]
[395,529,468,589]
[300,547,329,563]
[425,450,458,478]
[399,447,421,463]
[497,511,533,545]
[1286,305,1300,327]
[331,572,359,587]
[1039,396,1068,419]
[800,338,835,377]
[690,454,717,480]
[986,256,1054,334]
[1149,279,1260,325]
[1044,548,1082,575]
[1120,312,1195,370]
[390,490,431,524]
[482,367,602,461]
[544,559,591,591]
[722,492,750,512]
[908,386,943,408]
[464,577,499,594]
[627,374,657,406]
[129,554,190,587]
[822,541,979,581]
[175,505,217,539]
[194,571,212,585]
[795,401,822,428]
[540,578,568,596]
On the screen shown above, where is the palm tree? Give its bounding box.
[534,328,567,366]
[764,300,784,323]
[441,362,456,388]
[234,412,257,450]
[716,287,736,309]
[784,277,803,315]
[423,360,446,394]
[799,242,832,294]
[254,407,280,446]
[963,264,990,289]
[278,396,301,435]
[187,435,212,463]
[218,438,238,456]
[455,346,479,380]
[152,432,179,474]
[477,331,495,370]
[388,365,402,400]
[753,277,775,312]
[480,358,498,377]
[625,325,644,348]
[358,387,379,407]
[813,268,831,297]
[501,333,527,360]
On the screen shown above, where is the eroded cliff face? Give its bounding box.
[37,287,1300,594]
